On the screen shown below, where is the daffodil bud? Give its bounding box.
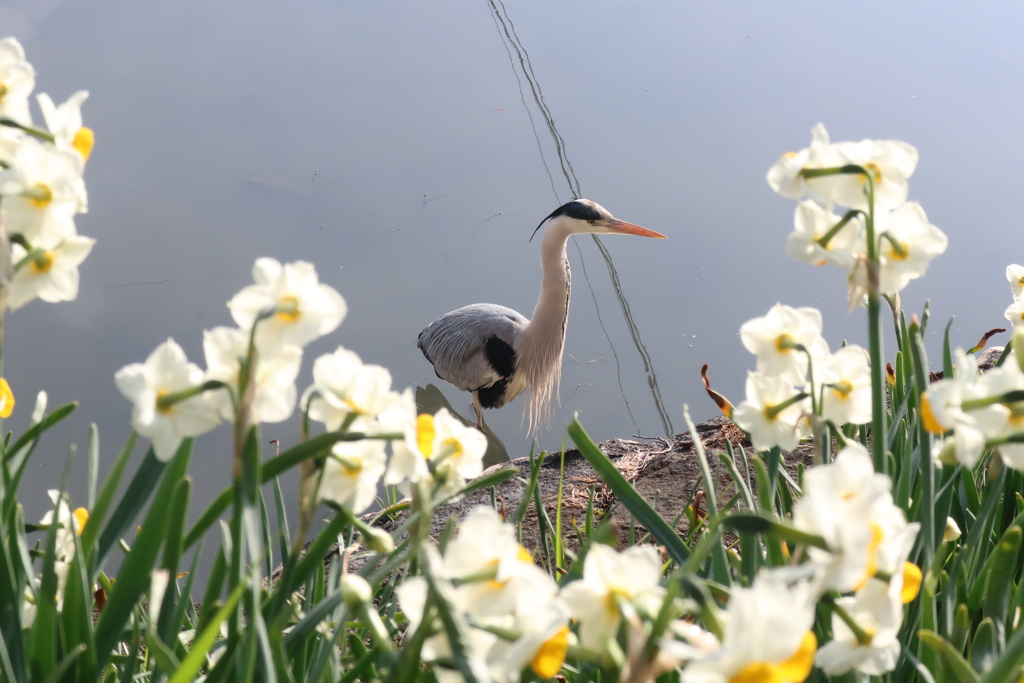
[340,574,373,610]
[934,438,958,467]
[943,517,961,543]
[362,526,395,554]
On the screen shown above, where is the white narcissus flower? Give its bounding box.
[37,90,94,162]
[0,136,87,243]
[8,234,95,310]
[202,326,302,424]
[304,346,396,428]
[442,507,558,618]
[1008,264,1024,302]
[792,442,920,595]
[766,123,845,207]
[921,349,991,468]
[830,136,919,212]
[739,304,830,385]
[559,544,665,651]
[870,201,947,296]
[39,489,89,610]
[787,200,861,270]
[40,489,88,563]
[496,604,571,682]
[731,372,809,452]
[395,553,498,683]
[968,362,1024,470]
[818,345,873,426]
[228,258,346,351]
[1005,300,1024,329]
[815,579,902,676]
[0,37,35,125]
[681,572,818,683]
[385,405,487,497]
[114,339,220,461]
[318,437,387,514]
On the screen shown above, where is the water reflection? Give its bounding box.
[485,0,674,439]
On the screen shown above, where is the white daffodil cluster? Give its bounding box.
[730,303,872,451]
[0,37,95,312]
[922,349,1024,471]
[398,507,572,683]
[794,441,921,676]
[115,256,487,514]
[767,123,948,300]
[914,269,1024,469]
[396,509,676,682]
[671,572,819,683]
[668,443,920,680]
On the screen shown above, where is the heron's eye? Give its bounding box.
[588,220,597,225]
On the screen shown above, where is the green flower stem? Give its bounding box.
[12,246,49,274]
[765,391,810,420]
[879,231,907,259]
[822,594,874,646]
[985,432,1024,447]
[860,173,889,473]
[803,348,819,415]
[155,380,228,413]
[799,164,887,469]
[8,232,29,250]
[817,209,863,249]
[0,116,56,143]
[961,390,1024,412]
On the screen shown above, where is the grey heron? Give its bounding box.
[417,199,665,433]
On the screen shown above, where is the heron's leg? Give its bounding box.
[471,392,486,431]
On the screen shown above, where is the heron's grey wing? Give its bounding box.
[417,303,528,392]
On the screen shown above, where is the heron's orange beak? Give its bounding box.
[608,220,666,239]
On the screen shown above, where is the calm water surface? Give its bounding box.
[5,1,1024,524]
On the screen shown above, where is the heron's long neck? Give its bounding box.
[516,220,573,431]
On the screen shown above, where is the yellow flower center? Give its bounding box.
[729,631,816,683]
[854,524,884,590]
[604,587,631,618]
[920,392,946,434]
[27,183,53,209]
[831,381,853,400]
[0,377,13,418]
[442,437,462,460]
[886,240,909,261]
[73,127,95,161]
[73,507,89,535]
[336,454,363,477]
[530,625,570,678]
[1008,402,1024,427]
[276,295,301,322]
[156,388,173,414]
[859,162,883,185]
[901,562,922,603]
[416,414,435,458]
[30,251,55,274]
[775,334,796,353]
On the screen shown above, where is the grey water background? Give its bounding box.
[5,1,1024,535]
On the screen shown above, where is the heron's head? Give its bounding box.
[530,198,666,241]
